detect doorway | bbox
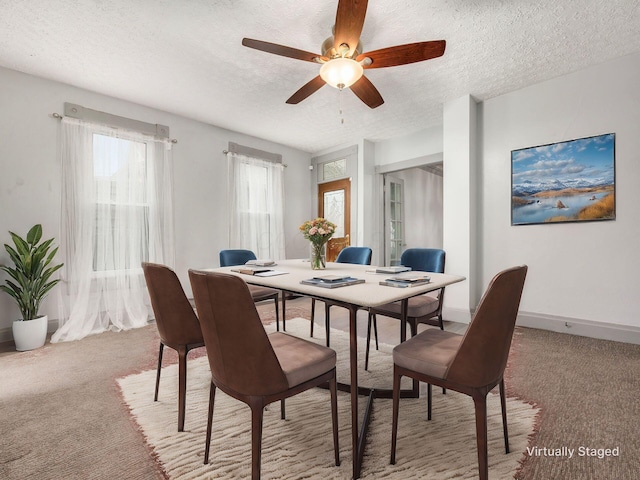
[384,174,405,266]
[318,178,351,261]
[380,162,443,265]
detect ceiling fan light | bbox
[319,58,364,90]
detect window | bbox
[237,161,272,250]
[322,158,347,181]
[92,134,150,271]
[228,152,285,260]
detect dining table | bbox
[207,259,465,479]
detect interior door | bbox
[318,178,351,262]
[384,175,405,266]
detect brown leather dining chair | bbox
[390,265,528,480]
[189,269,340,480]
[142,262,205,432]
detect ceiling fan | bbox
[242,0,446,109]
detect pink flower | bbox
[318,228,326,235]
[309,227,318,235]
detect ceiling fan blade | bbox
[350,75,384,109]
[286,76,326,104]
[334,0,368,57]
[242,38,324,63]
[357,40,446,68]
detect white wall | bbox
[374,126,443,166]
[0,66,311,335]
[480,52,640,335]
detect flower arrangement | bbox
[299,218,337,269]
[299,217,337,244]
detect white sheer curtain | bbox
[52,117,174,343]
[228,153,285,260]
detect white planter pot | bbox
[12,315,48,351]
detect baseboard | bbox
[516,311,640,345]
[444,307,640,345]
[443,306,472,324]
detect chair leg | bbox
[310,298,316,337]
[500,379,510,454]
[154,343,164,402]
[390,367,402,465]
[427,383,433,420]
[273,295,280,332]
[177,345,188,432]
[330,373,340,466]
[409,320,418,338]
[281,290,286,331]
[281,399,285,420]
[250,397,265,480]
[325,303,331,347]
[472,391,489,480]
[204,382,217,464]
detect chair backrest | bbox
[188,270,289,395]
[400,248,446,273]
[219,249,257,267]
[446,265,528,388]
[142,262,203,346]
[336,246,373,265]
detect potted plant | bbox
[0,224,63,351]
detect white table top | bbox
[203,259,465,308]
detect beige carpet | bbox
[118,318,538,479]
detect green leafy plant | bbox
[0,224,63,321]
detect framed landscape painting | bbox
[511,133,615,225]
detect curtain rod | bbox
[50,112,178,143]
[223,149,287,167]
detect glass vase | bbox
[310,243,326,270]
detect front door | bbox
[318,178,351,262]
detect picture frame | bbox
[511,133,615,226]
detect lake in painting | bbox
[511,133,615,225]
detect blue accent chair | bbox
[219,249,282,331]
[219,249,256,267]
[310,246,373,347]
[335,246,373,265]
[365,248,446,370]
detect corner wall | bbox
[442,95,477,323]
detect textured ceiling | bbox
[1,0,639,153]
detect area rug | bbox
[118,319,538,479]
